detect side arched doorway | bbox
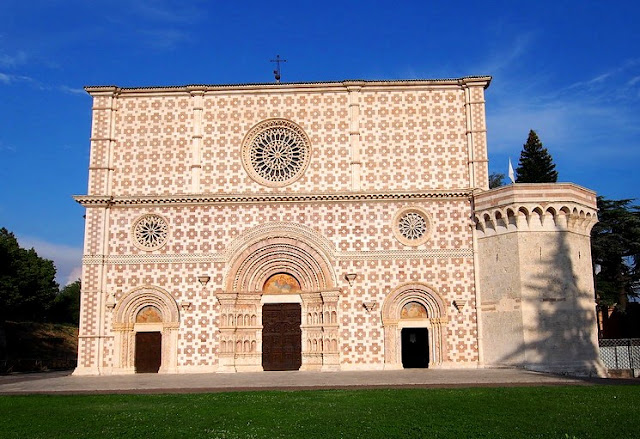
[381,283,448,369]
[112,286,180,374]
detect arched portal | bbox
[219,233,340,372]
[112,286,180,374]
[381,283,448,369]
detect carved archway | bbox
[381,283,448,368]
[112,286,180,374]
[226,235,336,292]
[219,230,340,372]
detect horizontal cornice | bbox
[73,190,474,207]
[84,76,492,96]
[82,248,473,265]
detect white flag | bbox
[508,158,515,183]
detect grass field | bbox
[1,385,637,438]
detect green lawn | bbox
[1,386,637,438]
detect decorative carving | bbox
[73,189,473,207]
[197,275,210,287]
[363,301,377,313]
[82,248,474,265]
[131,214,169,251]
[242,119,311,187]
[453,299,466,312]
[344,273,357,287]
[105,293,116,309]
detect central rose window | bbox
[242,119,311,187]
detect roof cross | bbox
[270,55,287,83]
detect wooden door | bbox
[135,331,162,373]
[262,303,302,371]
[401,328,429,368]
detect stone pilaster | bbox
[188,86,205,194]
[300,292,324,370]
[345,81,364,191]
[462,78,490,190]
[321,290,340,370]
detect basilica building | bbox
[74,77,604,376]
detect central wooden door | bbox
[135,331,162,373]
[262,303,302,371]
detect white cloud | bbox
[0,72,39,86]
[0,50,27,68]
[0,140,17,152]
[58,85,86,95]
[479,33,640,162]
[478,32,537,76]
[137,28,192,50]
[130,0,205,24]
[17,236,83,287]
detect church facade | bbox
[74,77,605,376]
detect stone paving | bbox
[0,368,599,395]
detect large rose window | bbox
[242,119,311,187]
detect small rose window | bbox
[393,207,431,246]
[132,214,169,251]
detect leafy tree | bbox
[515,130,558,183]
[591,197,640,312]
[489,172,505,189]
[0,228,59,322]
[50,280,81,325]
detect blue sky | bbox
[1,0,639,285]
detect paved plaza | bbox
[0,368,603,395]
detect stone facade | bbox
[74,77,604,376]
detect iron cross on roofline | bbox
[270,55,287,83]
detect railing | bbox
[599,339,640,370]
[0,358,76,374]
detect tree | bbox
[591,197,640,312]
[489,172,506,189]
[515,130,558,183]
[0,228,59,322]
[50,280,81,325]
